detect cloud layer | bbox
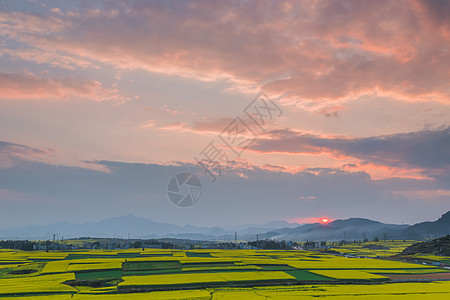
[0,1,449,228]
[251,126,450,172]
[1,0,449,103]
[0,140,448,228]
[0,72,124,101]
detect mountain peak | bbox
[439,211,450,220]
[331,218,382,227]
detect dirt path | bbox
[381,273,450,281]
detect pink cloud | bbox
[161,105,185,116]
[139,120,156,129]
[191,117,238,133]
[0,141,50,168]
[391,189,450,200]
[159,118,236,134]
[160,117,277,136]
[1,48,96,70]
[0,1,448,104]
[159,122,188,131]
[342,163,431,181]
[0,72,125,101]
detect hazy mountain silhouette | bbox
[0,212,448,241]
[259,218,409,241]
[0,215,299,240]
[260,212,450,241]
[401,211,450,240]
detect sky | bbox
[0,0,449,228]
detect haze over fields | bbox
[0,0,449,230]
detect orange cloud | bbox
[343,163,430,181]
[159,117,262,136]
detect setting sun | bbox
[321,218,329,223]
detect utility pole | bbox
[235,232,237,243]
[256,234,259,242]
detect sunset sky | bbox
[0,0,449,228]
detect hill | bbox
[260,218,408,241]
[401,211,450,240]
[400,235,450,256]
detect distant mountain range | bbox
[259,218,409,241]
[260,212,450,241]
[0,211,449,241]
[0,215,300,241]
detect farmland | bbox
[0,245,449,299]
[328,240,417,257]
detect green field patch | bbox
[309,270,389,282]
[180,260,237,268]
[8,269,37,275]
[285,270,334,281]
[258,264,297,271]
[29,258,64,262]
[185,252,212,257]
[123,260,181,271]
[67,262,122,272]
[140,253,174,257]
[182,265,262,272]
[123,269,182,276]
[75,285,118,294]
[66,278,122,289]
[65,254,117,260]
[75,269,123,281]
[26,255,68,262]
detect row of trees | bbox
[0,237,394,251]
[0,240,36,251]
